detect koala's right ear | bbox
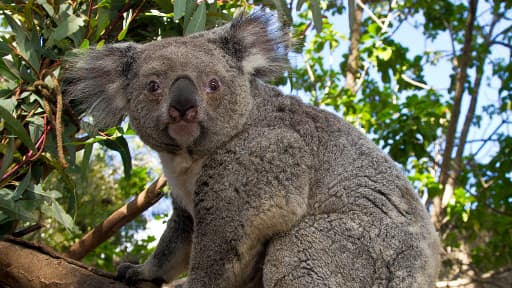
[64,43,140,129]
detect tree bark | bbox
[0,237,132,288]
[345,0,364,93]
[0,237,188,288]
[432,0,478,230]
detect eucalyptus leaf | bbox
[53,13,86,41]
[0,197,39,223]
[174,0,187,21]
[184,2,206,36]
[0,105,37,152]
[0,138,15,176]
[310,0,323,33]
[0,58,20,81]
[100,136,132,179]
[13,170,32,200]
[41,200,77,231]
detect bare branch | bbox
[65,176,167,260]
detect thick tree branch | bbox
[433,0,478,229]
[0,237,130,288]
[65,176,167,260]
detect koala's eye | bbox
[147,80,161,93]
[207,78,221,93]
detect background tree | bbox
[0,0,510,287]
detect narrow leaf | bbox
[0,41,10,57]
[174,0,187,21]
[184,2,206,36]
[0,105,37,152]
[54,13,86,41]
[310,0,323,33]
[100,136,132,178]
[0,138,15,176]
[0,196,39,223]
[41,200,76,231]
[0,58,20,81]
[13,170,31,200]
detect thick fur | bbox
[66,12,440,288]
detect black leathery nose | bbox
[169,77,198,116]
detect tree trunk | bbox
[432,0,478,230]
[345,0,364,93]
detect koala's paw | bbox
[115,262,143,283]
[116,263,165,286]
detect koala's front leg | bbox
[185,129,310,288]
[116,203,193,285]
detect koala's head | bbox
[66,12,289,154]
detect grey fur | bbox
[66,12,440,288]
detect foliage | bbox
[0,0,511,284]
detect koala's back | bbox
[241,81,441,287]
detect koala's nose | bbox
[169,77,198,121]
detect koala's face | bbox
[127,37,253,153]
[66,13,289,154]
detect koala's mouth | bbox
[165,105,200,147]
[167,121,200,142]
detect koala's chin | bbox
[167,122,200,148]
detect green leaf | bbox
[0,189,39,222]
[118,25,129,41]
[310,0,323,33]
[80,39,90,49]
[184,2,206,36]
[53,13,86,41]
[0,105,37,152]
[377,46,393,61]
[41,200,76,231]
[174,0,187,21]
[0,41,10,57]
[100,136,132,179]
[0,58,20,81]
[36,0,55,15]
[0,138,15,177]
[13,170,32,200]
[32,184,62,199]
[4,13,41,71]
[368,22,379,36]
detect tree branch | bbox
[345,0,364,93]
[65,176,167,260]
[433,0,478,229]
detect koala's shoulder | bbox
[209,127,311,168]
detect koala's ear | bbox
[215,12,290,79]
[64,43,140,129]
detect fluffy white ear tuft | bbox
[215,12,290,80]
[64,43,140,129]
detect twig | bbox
[401,74,431,90]
[50,73,68,168]
[12,223,44,237]
[0,117,50,184]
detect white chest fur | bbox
[159,151,206,216]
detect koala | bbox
[66,12,440,288]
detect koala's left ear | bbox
[64,43,140,129]
[214,12,290,79]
